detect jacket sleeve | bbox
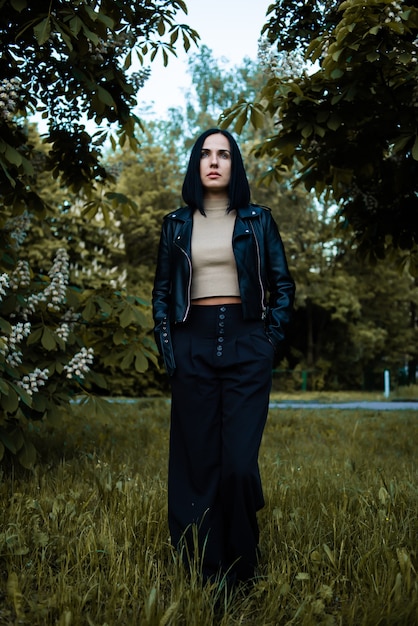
[152,219,176,376]
[263,211,295,355]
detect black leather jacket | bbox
[152,204,295,375]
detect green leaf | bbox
[41,327,57,351]
[1,387,19,414]
[135,351,148,373]
[158,18,165,36]
[301,124,313,138]
[119,306,135,328]
[306,37,323,63]
[387,21,404,35]
[327,114,342,131]
[250,106,265,129]
[32,394,47,413]
[113,328,126,345]
[10,0,27,11]
[1,427,23,454]
[412,136,418,161]
[84,5,98,21]
[124,50,132,70]
[331,48,344,62]
[96,10,114,29]
[34,17,51,45]
[95,297,112,315]
[233,108,249,135]
[82,299,97,321]
[183,32,190,52]
[69,16,82,36]
[81,23,99,45]
[120,347,134,369]
[391,135,413,155]
[18,440,37,469]
[398,52,411,64]
[97,86,116,108]
[9,382,32,407]
[5,143,22,166]
[27,327,43,346]
[0,317,11,334]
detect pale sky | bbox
[137,0,272,118]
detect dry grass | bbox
[0,398,417,625]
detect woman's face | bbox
[199,133,231,197]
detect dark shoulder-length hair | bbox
[181,128,250,214]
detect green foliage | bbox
[219,0,418,270]
[0,0,199,218]
[107,131,183,295]
[262,177,418,389]
[0,2,199,463]
[0,223,158,466]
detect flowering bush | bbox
[0,217,157,468]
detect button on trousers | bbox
[169,304,274,582]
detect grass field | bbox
[0,397,417,625]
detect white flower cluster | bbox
[6,212,32,247]
[0,77,21,122]
[0,273,9,301]
[258,37,307,80]
[63,347,94,380]
[55,322,70,343]
[2,321,31,367]
[384,1,403,23]
[25,248,69,316]
[17,367,49,396]
[9,260,31,290]
[55,308,80,343]
[61,308,80,324]
[110,267,127,289]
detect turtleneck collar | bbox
[203,197,229,214]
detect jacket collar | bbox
[167,204,262,222]
[237,204,263,219]
[166,206,193,222]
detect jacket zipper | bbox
[250,221,266,319]
[175,237,192,322]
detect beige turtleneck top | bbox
[191,198,240,300]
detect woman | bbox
[152,128,295,585]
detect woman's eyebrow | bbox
[201,148,231,154]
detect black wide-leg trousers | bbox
[169,304,274,582]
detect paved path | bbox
[270,401,418,411]
[104,397,417,411]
